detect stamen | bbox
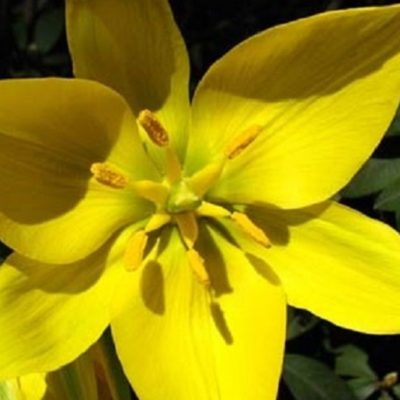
[131,180,169,204]
[231,212,271,247]
[175,212,198,249]
[145,213,171,233]
[91,162,129,189]
[187,249,210,287]
[186,161,224,197]
[196,201,231,218]
[165,147,181,184]
[138,109,169,147]
[226,125,263,159]
[124,230,148,271]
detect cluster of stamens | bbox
[90,109,271,287]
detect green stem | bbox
[96,328,132,400]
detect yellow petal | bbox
[0,78,155,264]
[233,202,400,333]
[66,0,191,160]
[111,226,286,400]
[0,373,47,400]
[0,226,135,379]
[187,5,400,209]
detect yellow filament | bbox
[187,249,210,287]
[132,180,169,204]
[91,162,129,189]
[226,125,263,159]
[138,109,169,147]
[124,230,148,271]
[186,161,224,197]
[165,147,182,183]
[231,212,271,247]
[175,212,198,249]
[145,213,171,233]
[196,201,231,218]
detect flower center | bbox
[91,109,270,287]
[166,180,201,214]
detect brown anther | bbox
[231,212,271,247]
[91,162,129,189]
[138,109,169,147]
[226,125,263,159]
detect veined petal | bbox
[66,0,191,159]
[232,202,400,333]
[0,226,134,379]
[0,78,156,264]
[188,5,400,209]
[111,226,286,400]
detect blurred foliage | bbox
[1,0,400,399]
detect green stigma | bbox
[166,180,201,213]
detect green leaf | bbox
[334,346,380,400]
[12,20,29,51]
[347,377,378,400]
[377,393,392,400]
[34,9,65,54]
[341,158,400,198]
[375,176,400,211]
[283,354,358,400]
[392,383,400,397]
[335,345,377,380]
[286,307,319,341]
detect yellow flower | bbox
[1,1,400,399]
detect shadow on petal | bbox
[3,229,126,295]
[0,134,91,224]
[245,253,281,287]
[198,222,233,297]
[210,301,234,345]
[140,260,165,315]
